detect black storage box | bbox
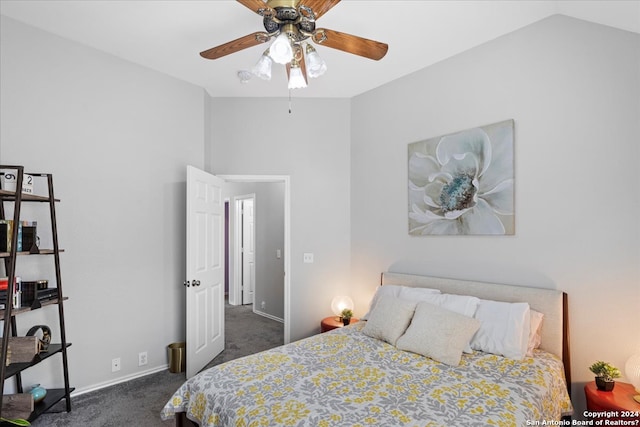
[20,280,49,306]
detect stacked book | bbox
[0,279,56,310]
[0,220,37,252]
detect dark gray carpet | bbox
[29,303,284,426]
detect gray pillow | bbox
[396,302,480,366]
[362,296,416,346]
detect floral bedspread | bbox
[161,323,572,426]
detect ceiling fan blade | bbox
[313,28,388,60]
[301,0,341,20]
[236,0,268,14]
[200,32,270,60]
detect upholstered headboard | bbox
[380,272,571,386]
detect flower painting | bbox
[408,120,514,235]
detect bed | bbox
[162,272,573,426]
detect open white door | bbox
[186,166,225,378]
[241,198,255,305]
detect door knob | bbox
[193,280,201,286]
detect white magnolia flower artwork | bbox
[408,120,514,235]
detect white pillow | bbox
[396,286,444,303]
[362,296,416,346]
[470,299,531,360]
[362,285,440,320]
[527,310,544,356]
[396,302,480,366]
[419,293,480,318]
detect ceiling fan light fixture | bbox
[305,44,327,78]
[269,32,294,64]
[252,49,273,80]
[199,1,388,92]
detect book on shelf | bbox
[21,221,37,252]
[0,220,37,253]
[0,282,56,310]
[0,220,13,252]
[0,276,22,309]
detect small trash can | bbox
[168,342,186,373]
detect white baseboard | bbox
[71,364,171,397]
[252,308,284,323]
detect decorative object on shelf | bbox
[330,295,354,321]
[5,336,38,365]
[30,384,47,403]
[625,353,640,403]
[340,308,353,326]
[589,360,622,391]
[26,325,52,352]
[0,171,33,194]
[408,119,515,236]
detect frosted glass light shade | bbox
[252,53,273,80]
[287,66,307,89]
[331,296,354,317]
[625,353,640,403]
[305,45,327,78]
[269,33,293,64]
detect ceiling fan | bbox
[199,0,389,89]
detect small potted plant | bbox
[340,308,353,326]
[589,360,621,391]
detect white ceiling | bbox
[1,0,638,98]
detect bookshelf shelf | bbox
[0,249,64,258]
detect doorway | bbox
[221,175,291,344]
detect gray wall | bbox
[2,11,639,420]
[224,181,285,320]
[209,97,352,341]
[350,15,640,417]
[0,16,205,393]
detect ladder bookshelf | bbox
[0,165,73,423]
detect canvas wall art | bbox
[408,119,514,235]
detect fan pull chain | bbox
[288,90,292,114]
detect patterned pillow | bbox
[396,302,480,366]
[362,285,439,320]
[362,296,416,346]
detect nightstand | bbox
[584,381,640,422]
[320,316,359,332]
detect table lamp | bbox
[331,296,354,321]
[625,353,640,404]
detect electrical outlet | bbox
[303,253,314,263]
[112,357,121,372]
[261,301,266,309]
[138,351,148,367]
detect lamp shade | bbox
[287,65,307,89]
[331,296,354,317]
[305,44,327,78]
[252,51,273,80]
[625,353,640,403]
[269,33,293,64]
